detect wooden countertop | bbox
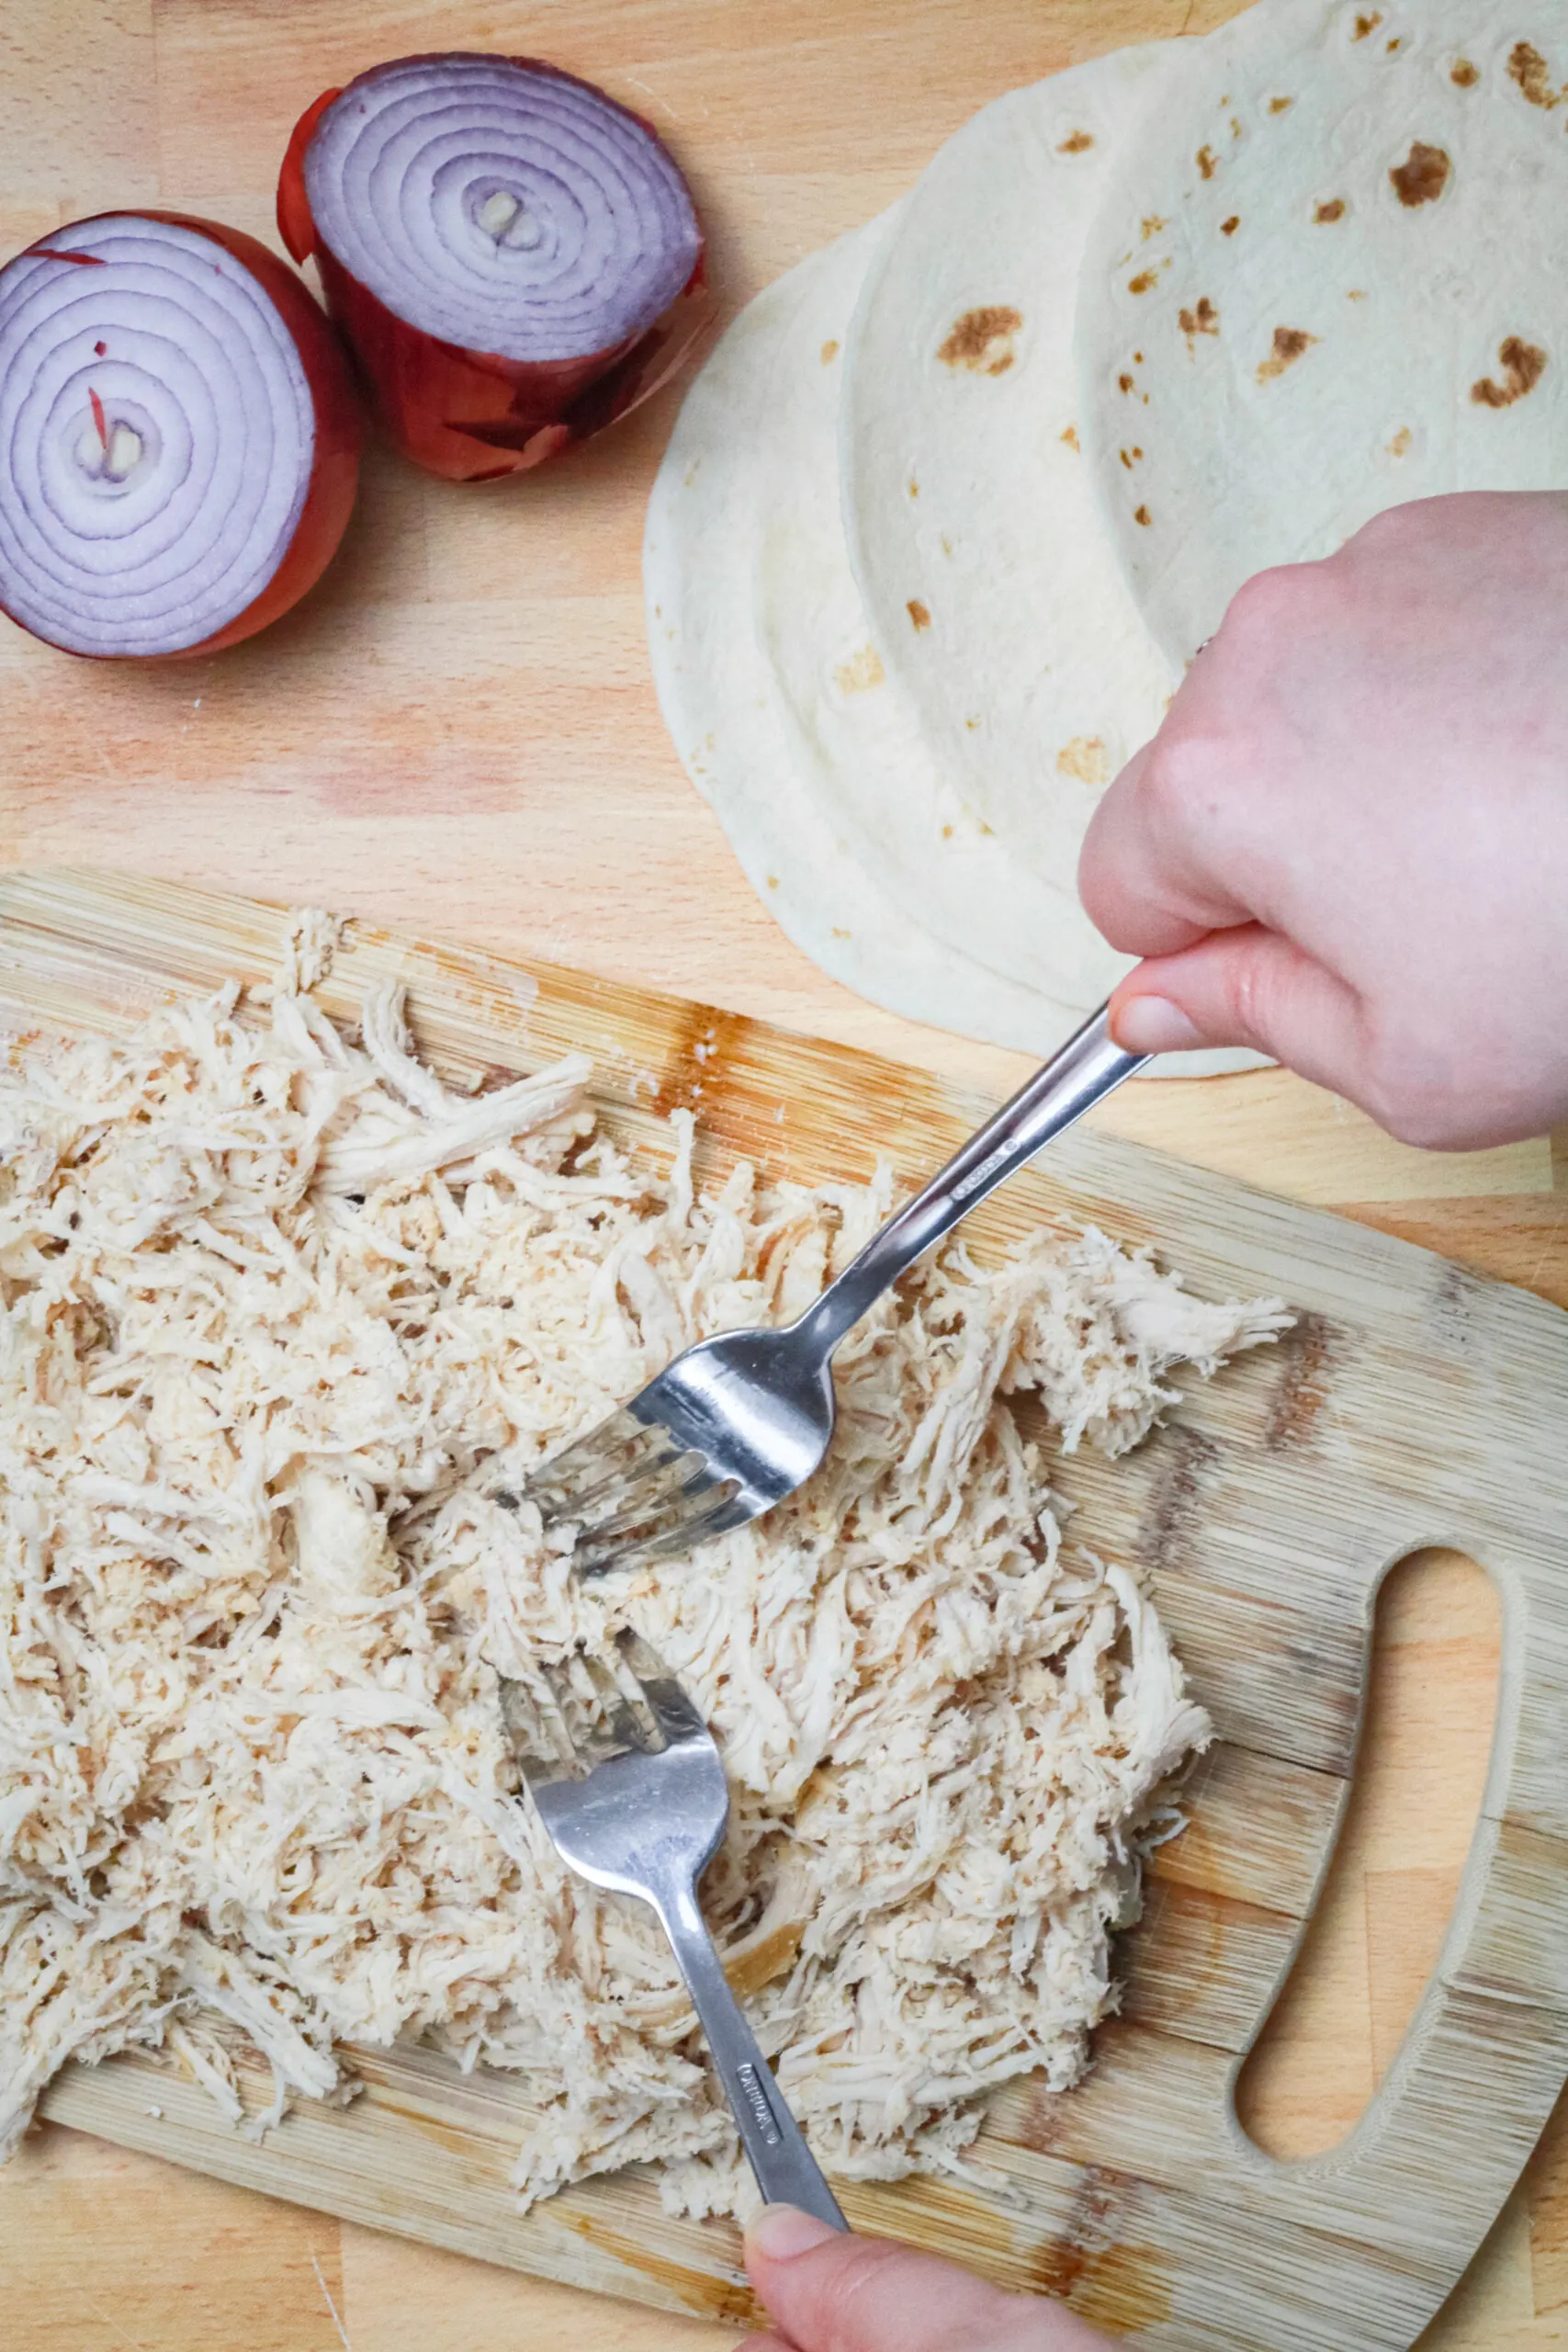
[1,3,1564,2346]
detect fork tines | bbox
[502,1630,710,1787]
[516,1408,745,1577]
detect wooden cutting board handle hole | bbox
[1236,1547,1501,2162]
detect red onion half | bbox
[0,212,362,660]
[279,53,710,481]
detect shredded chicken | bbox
[0,950,1288,2214]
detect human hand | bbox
[740,2205,1116,2352]
[1077,492,1568,1150]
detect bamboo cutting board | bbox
[2,867,1566,2352]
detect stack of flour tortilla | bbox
[645,0,1568,1074]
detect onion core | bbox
[0,211,362,660]
[279,53,711,481]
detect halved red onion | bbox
[0,211,362,661]
[279,53,710,481]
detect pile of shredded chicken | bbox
[0,940,1288,2216]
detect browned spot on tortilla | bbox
[1450,57,1479,85]
[1119,447,1134,469]
[1472,335,1549,407]
[907,598,931,630]
[1352,9,1382,37]
[908,476,919,497]
[1348,287,1369,300]
[766,874,779,889]
[1127,268,1158,294]
[1314,197,1346,221]
[1179,295,1219,346]
[1385,34,1402,50]
[834,644,885,693]
[1134,503,1152,526]
[1058,128,1094,152]
[1508,39,1563,105]
[1267,1313,1337,1448]
[1141,213,1168,238]
[1196,143,1217,179]
[1257,324,1318,381]
[830,926,851,939]
[941,822,954,838]
[1056,735,1110,786]
[936,303,1023,373]
[559,2213,759,2324]
[1134,350,1144,362]
[1390,141,1451,206]
[1117,371,1134,391]
[1387,424,1412,454]
[819,337,839,364]
[1269,94,1293,112]
[1061,422,1080,447]
[1222,213,1240,234]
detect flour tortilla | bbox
[646,222,1260,1072]
[1078,0,1568,665]
[841,45,1182,884]
[646,222,1084,1056]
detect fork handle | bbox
[794,1002,1146,1357]
[654,1877,849,2232]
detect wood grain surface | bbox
[2,5,1567,2347]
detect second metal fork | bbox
[502,1632,847,2231]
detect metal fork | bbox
[502,1632,848,2231]
[521,1002,1145,1575]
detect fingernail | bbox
[1111,995,1205,1056]
[745,2204,840,2260]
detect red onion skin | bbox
[0,211,364,661]
[277,62,713,483]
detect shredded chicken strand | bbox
[0,958,1287,2215]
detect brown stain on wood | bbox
[558,2211,760,2324]
[1267,1312,1338,1449]
[1143,1425,1221,1576]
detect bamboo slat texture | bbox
[1,868,1566,2352]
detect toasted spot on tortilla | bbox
[1058,129,1095,153]
[1196,144,1217,180]
[1385,34,1402,50]
[1348,288,1368,300]
[1057,735,1111,786]
[1314,198,1347,222]
[941,822,954,839]
[1179,296,1219,346]
[1117,372,1134,392]
[1507,40,1563,107]
[1257,325,1319,382]
[1222,214,1240,235]
[1352,10,1382,39]
[1269,96,1293,113]
[908,477,919,497]
[1450,58,1478,86]
[1387,425,1412,455]
[820,338,840,364]
[1471,336,1548,408]
[1390,142,1450,207]
[1061,423,1080,448]
[908,599,931,631]
[835,645,886,693]
[1134,504,1152,526]
[1141,214,1168,239]
[767,874,780,889]
[1134,351,1145,363]
[937,305,1023,373]
[830,927,851,938]
[1127,268,1159,294]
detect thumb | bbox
[739,2206,1114,2352]
[1107,923,1370,1098]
